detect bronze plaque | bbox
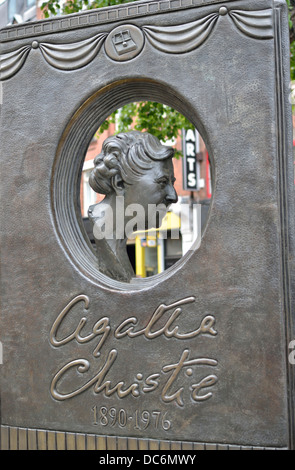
[0,0,294,450]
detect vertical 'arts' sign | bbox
[182,129,200,191]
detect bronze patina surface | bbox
[0,0,294,450]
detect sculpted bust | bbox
[88,131,178,282]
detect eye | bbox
[156,177,169,188]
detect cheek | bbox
[140,183,159,198]
[146,187,166,205]
[125,181,165,207]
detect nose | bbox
[165,184,178,204]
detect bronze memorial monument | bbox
[0,0,295,451]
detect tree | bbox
[97,102,193,157]
[41,0,132,17]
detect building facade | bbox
[0,0,37,28]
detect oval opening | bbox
[80,101,212,283]
[52,79,214,291]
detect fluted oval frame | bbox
[51,78,214,291]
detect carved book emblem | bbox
[112,30,137,56]
[105,24,144,62]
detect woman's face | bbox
[123,158,178,230]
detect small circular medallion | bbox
[105,24,144,62]
[219,6,228,16]
[31,40,39,49]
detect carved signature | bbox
[50,295,218,405]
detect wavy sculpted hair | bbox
[89,131,175,195]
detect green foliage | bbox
[98,102,193,158]
[41,0,135,17]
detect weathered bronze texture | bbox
[0,0,294,450]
